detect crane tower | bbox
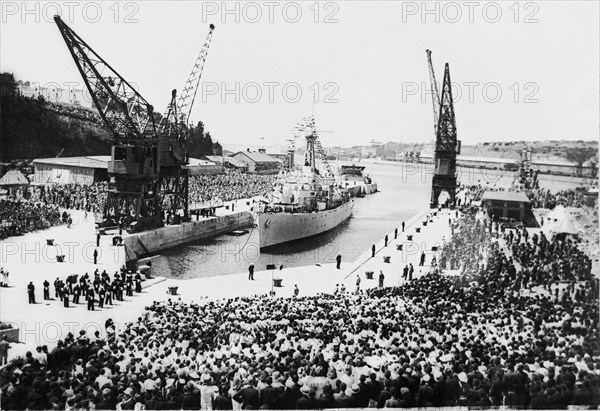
[54,17,215,232]
[430,62,461,208]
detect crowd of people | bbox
[0,171,277,240]
[439,213,488,274]
[28,267,146,312]
[29,183,108,215]
[530,188,596,209]
[19,171,277,219]
[458,184,597,211]
[1,205,598,409]
[0,199,66,240]
[189,171,277,206]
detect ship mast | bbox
[303,118,317,174]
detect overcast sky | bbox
[1,1,598,148]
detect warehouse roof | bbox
[187,157,217,166]
[481,190,531,203]
[33,156,110,169]
[232,151,280,163]
[205,156,247,168]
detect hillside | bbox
[458,140,598,164]
[0,73,112,162]
[334,140,598,166]
[0,73,221,162]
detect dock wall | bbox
[124,211,254,258]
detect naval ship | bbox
[257,119,354,249]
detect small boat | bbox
[227,229,249,236]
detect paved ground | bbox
[0,203,459,362]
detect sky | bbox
[1,0,599,148]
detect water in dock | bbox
[152,162,432,279]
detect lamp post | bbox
[267,264,276,296]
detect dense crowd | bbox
[1,206,598,409]
[458,184,596,211]
[24,171,277,216]
[0,171,278,240]
[189,171,277,205]
[0,199,66,240]
[530,188,596,209]
[30,183,109,215]
[439,212,488,273]
[457,184,488,203]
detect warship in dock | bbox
[257,119,354,249]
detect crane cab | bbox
[108,144,158,177]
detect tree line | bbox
[0,73,220,162]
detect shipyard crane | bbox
[54,16,189,232]
[426,49,441,136]
[159,23,216,142]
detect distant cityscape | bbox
[11,78,599,171]
[16,80,93,108]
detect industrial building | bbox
[205,156,248,171]
[185,158,224,175]
[33,155,223,184]
[33,156,110,185]
[231,151,280,174]
[481,190,532,222]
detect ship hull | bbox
[258,200,354,249]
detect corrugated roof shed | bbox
[481,191,531,203]
[206,156,247,168]
[33,156,110,169]
[233,151,279,163]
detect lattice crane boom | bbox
[160,24,216,141]
[54,15,156,140]
[426,49,441,136]
[179,24,215,123]
[54,15,192,233]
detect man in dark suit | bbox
[333,383,353,408]
[297,386,316,409]
[233,378,259,410]
[248,264,254,280]
[259,377,278,408]
[43,280,50,300]
[355,375,370,407]
[27,282,36,304]
[281,376,302,409]
[336,254,342,269]
[93,248,98,265]
[87,289,95,311]
[73,284,80,304]
[213,386,233,410]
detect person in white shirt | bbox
[200,375,219,410]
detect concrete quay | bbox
[105,198,258,259]
[0,203,457,363]
[123,211,254,258]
